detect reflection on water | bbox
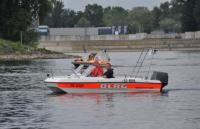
[0,51,200,129]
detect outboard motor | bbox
[151,71,168,89]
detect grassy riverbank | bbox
[0,39,79,60]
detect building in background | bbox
[49,26,128,36]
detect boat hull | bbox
[46,82,163,94]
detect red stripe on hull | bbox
[57,83,162,90]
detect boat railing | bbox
[130,48,157,79]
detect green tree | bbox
[127,7,153,33]
[159,2,170,19]
[84,4,103,27]
[74,11,85,25]
[170,0,183,18]
[152,7,162,29]
[194,0,200,30]
[62,9,76,27]
[159,18,181,32]
[181,0,197,31]
[103,6,128,26]
[76,17,90,27]
[51,0,65,27]
[0,0,52,43]
[44,1,77,27]
[38,0,53,25]
[127,22,141,34]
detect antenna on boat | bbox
[146,49,158,78]
[130,49,144,77]
[130,49,147,77]
[102,49,111,61]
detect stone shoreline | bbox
[0,53,80,61]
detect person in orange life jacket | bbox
[90,60,103,77]
[103,63,114,78]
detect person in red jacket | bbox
[90,60,103,77]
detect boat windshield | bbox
[72,51,110,77]
[74,65,84,73]
[82,65,95,76]
[74,65,95,77]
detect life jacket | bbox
[90,66,103,77]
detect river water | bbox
[0,51,200,129]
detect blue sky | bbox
[63,0,170,11]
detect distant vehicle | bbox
[37,25,49,35]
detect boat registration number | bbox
[100,83,128,89]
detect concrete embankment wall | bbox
[38,31,200,52]
[43,31,200,40]
[38,39,200,53]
